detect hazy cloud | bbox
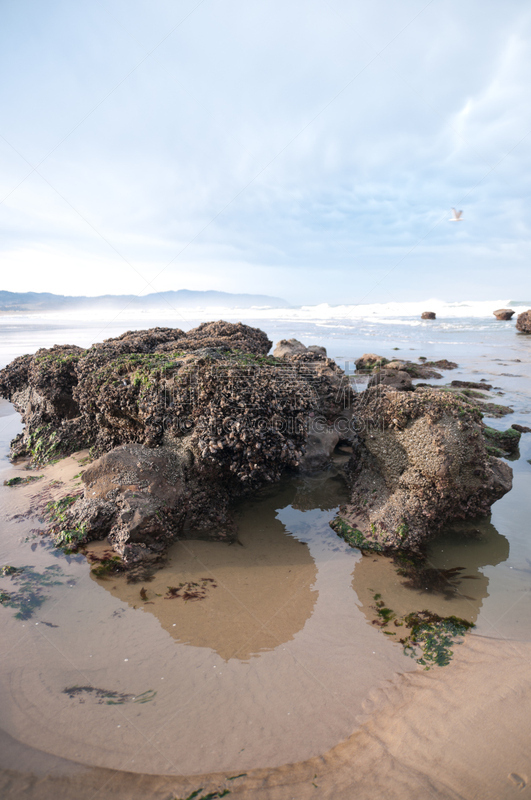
[1,0,530,303]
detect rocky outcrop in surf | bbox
[516,310,531,333]
[493,308,515,320]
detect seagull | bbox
[450,208,463,221]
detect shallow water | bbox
[0,312,531,785]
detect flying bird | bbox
[450,208,463,221]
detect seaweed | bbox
[86,549,124,578]
[372,594,395,626]
[400,611,474,668]
[165,578,217,601]
[367,588,474,668]
[3,475,44,487]
[46,495,79,520]
[395,556,476,600]
[176,791,230,800]
[63,686,157,705]
[1,565,23,577]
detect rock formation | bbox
[368,369,413,392]
[421,311,436,320]
[0,322,353,564]
[516,310,531,333]
[331,386,513,553]
[354,354,389,371]
[493,309,515,320]
[0,322,513,565]
[355,355,446,380]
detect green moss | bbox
[3,474,44,486]
[46,495,78,521]
[27,425,62,464]
[230,351,281,367]
[34,351,84,367]
[330,517,383,551]
[53,525,87,552]
[396,521,409,540]
[359,357,389,371]
[483,425,521,454]
[46,495,86,552]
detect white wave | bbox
[0,298,527,325]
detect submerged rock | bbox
[425,359,458,370]
[332,387,513,553]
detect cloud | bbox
[0,0,530,303]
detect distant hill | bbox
[0,289,290,313]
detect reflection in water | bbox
[353,516,510,628]
[89,467,350,662]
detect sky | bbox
[1,0,531,305]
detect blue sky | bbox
[1,0,530,304]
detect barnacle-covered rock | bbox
[516,310,531,333]
[331,386,513,553]
[1,322,355,564]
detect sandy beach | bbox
[0,633,529,800]
[0,314,530,799]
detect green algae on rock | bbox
[482,425,521,457]
[3,474,44,486]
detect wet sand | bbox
[0,634,530,800]
[0,452,415,778]
[1,450,530,799]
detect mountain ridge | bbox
[0,289,290,313]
